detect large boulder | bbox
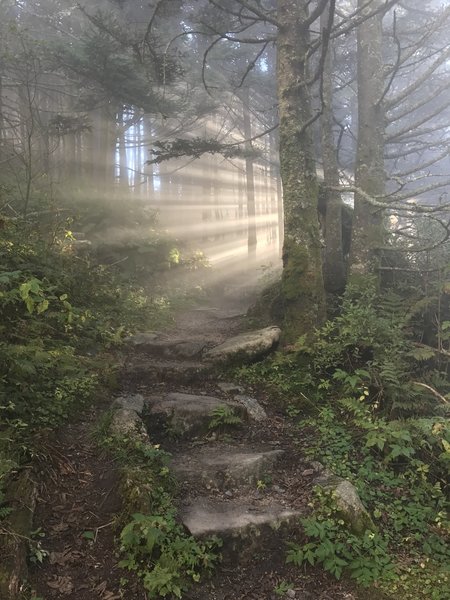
[203,326,281,364]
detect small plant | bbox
[29,529,49,565]
[208,405,243,431]
[119,513,221,599]
[256,473,272,491]
[99,429,222,598]
[274,580,295,596]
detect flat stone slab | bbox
[124,359,213,384]
[171,447,284,489]
[203,326,281,363]
[125,336,206,359]
[146,392,247,436]
[125,332,161,346]
[181,497,301,539]
[217,382,245,395]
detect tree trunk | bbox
[117,107,128,188]
[277,0,325,339]
[242,88,257,258]
[349,0,386,279]
[320,7,346,295]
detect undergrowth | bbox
[238,280,450,599]
[0,218,184,521]
[98,422,221,598]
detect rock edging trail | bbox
[114,299,371,599]
[24,294,372,600]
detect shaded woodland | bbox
[1,1,450,599]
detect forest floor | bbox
[27,279,366,600]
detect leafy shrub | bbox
[119,513,219,598]
[98,431,221,599]
[0,218,176,507]
[238,279,450,597]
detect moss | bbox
[281,242,310,301]
[248,279,284,326]
[280,238,325,342]
[343,509,376,537]
[0,469,37,599]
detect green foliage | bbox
[99,431,221,598]
[239,279,450,598]
[287,490,394,586]
[273,580,295,596]
[289,403,450,596]
[208,405,243,431]
[0,219,172,513]
[149,137,257,164]
[119,513,219,598]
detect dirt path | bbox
[28,403,145,600]
[28,286,360,600]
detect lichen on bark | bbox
[277,0,326,340]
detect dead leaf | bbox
[50,521,69,533]
[49,547,83,566]
[102,592,121,600]
[46,575,74,594]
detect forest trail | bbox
[28,280,359,600]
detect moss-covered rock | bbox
[315,470,375,535]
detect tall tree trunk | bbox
[117,107,128,188]
[277,0,325,339]
[349,0,386,279]
[0,75,5,146]
[242,88,257,258]
[276,165,284,256]
[320,7,346,295]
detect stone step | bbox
[123,359,213,384]
[204,326,281,364]
[144,392,248,437]
[171,447,284,489]
[125,333,207,359]
[180,497,303,561]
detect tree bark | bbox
[242,87,257,258]
[320,7,346,295]
[277,0,325,339]
[349,0,386,279]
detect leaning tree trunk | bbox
[349,0,386,280]
[277,0,325,339]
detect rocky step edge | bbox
[121,358,215,385]
[111,392,305,562]
[124,325,282,366]
[111,392,374,562]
